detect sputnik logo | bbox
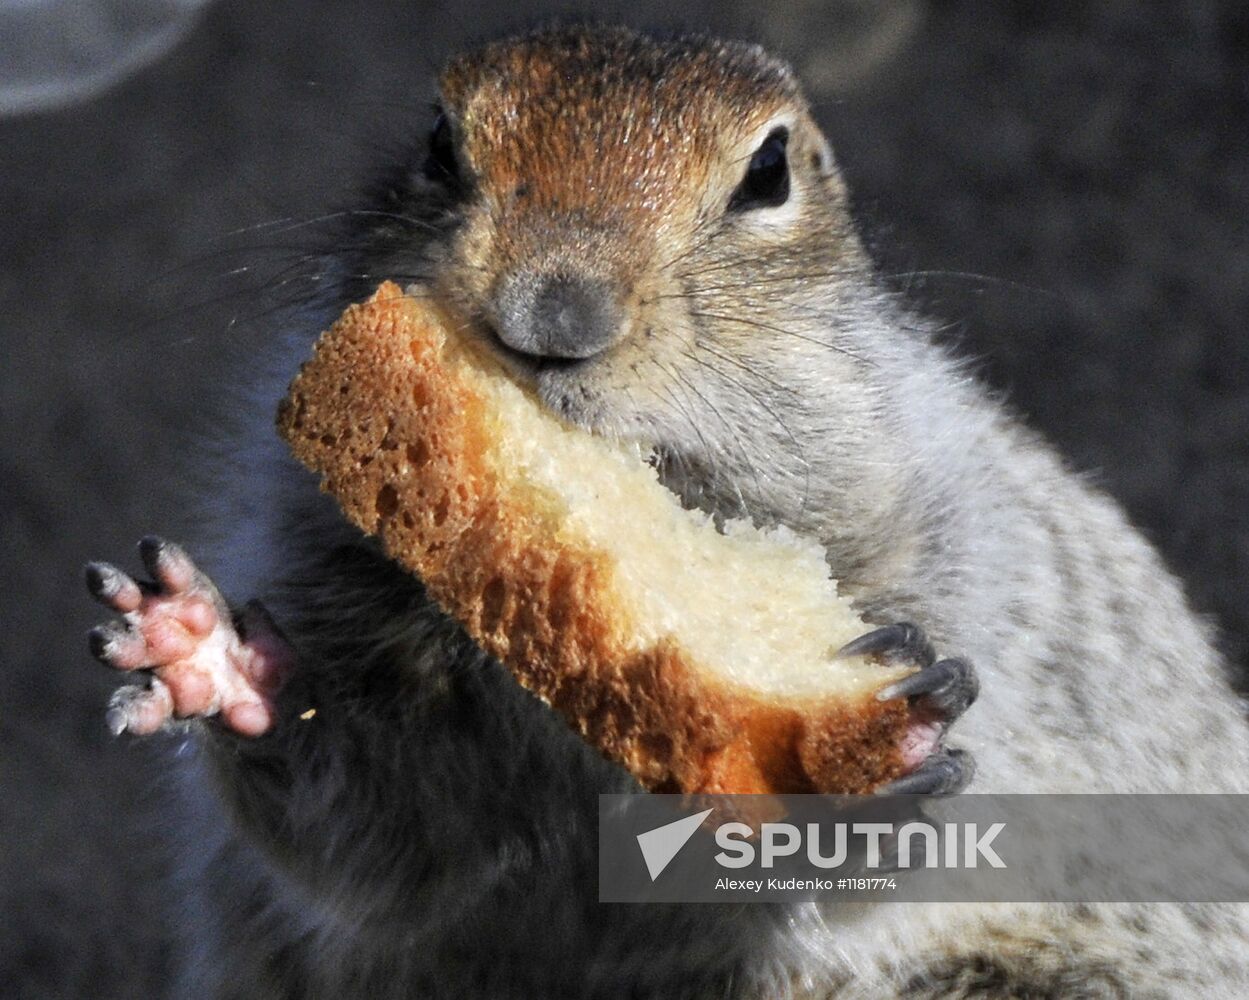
[636,808,714,880]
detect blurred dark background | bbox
[3,1,1247,995]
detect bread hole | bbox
[376,484,399,519]
[319,433,336,447]
[639,730,674,766]
[548,556,577,629]
[380,419,398,450]
[481,576,506,632]
[406,441,430,467]
[412,380,429,408]
[432,494,450,526]
[401,511,415,529]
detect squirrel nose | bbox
[494,274,624,361]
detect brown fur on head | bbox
[439,26,805,278]
[384,24,901,551]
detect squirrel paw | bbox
[877,747,974,796]
[837,622,979,789]
[85,537,292,737]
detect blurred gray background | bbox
[3,1,1247,995]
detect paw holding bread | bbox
[277,282,974,794]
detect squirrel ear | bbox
[813,137,836,178]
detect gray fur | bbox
[141,25,1248,999]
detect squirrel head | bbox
[356,24,900,544]
[419,25,859,365]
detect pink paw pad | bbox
[86,537,293,738]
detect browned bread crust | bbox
[277,282,911,793]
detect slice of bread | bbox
[277,282,915,793]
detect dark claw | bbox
[88,623,123,663]
[835,622,935,668]
[88,621,149,670]
[877,748,974,796]
[139,535,197,594]
[871,830,907,875]
[138,535,169,577]
[106,680,172,736]
[84,560,147,612]
[85,561,122,599]
[104,696,133,736]
[877,657,979,720]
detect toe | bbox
[836,622,935,668]
[223,700,274,737]
[88,623,150,670]
[139,536,198,594]
[106,680,174,736]
[84,562,144,614]
[876,657,978,720]
[878,748,974,796]
[159,662,220,717]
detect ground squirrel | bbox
[84,24,1249,998]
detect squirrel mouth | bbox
[533,355,587,374]
[478,319,593,381]
[420,293,668,467]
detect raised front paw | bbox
[85,537,292,737]
[837,622,978,794]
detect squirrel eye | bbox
[424,112,460,184]
[728,127,790,212]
